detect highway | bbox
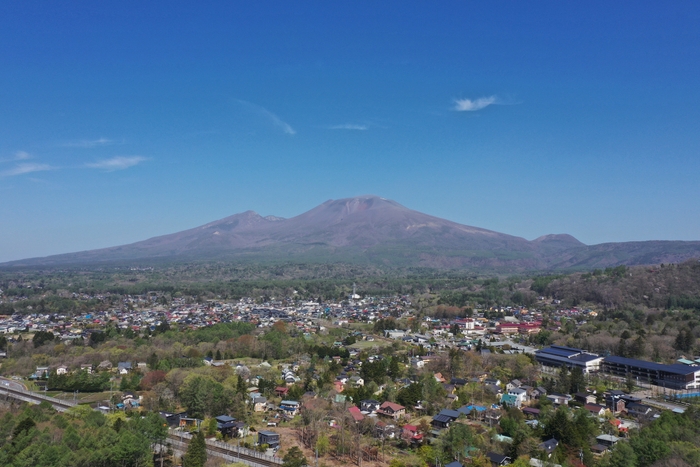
[0,382,77,412]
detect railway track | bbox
[0,383,282,467]
[167,433,282,467]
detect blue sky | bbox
[1,2,699,262]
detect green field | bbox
[349,339,391,349]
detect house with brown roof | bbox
[348,406,364,423]
[584,403,606,417]
[377,401,406,420]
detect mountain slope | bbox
[3,195,700,271]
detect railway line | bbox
[0,382,282,467]
[167,432,282,467]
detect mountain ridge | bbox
[3,195,700,271]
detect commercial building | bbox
[534,346,603,374]
[602,356,700,390]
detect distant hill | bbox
[3,195,700,271]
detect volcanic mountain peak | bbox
[533,233,584,246]
[3,195,700,271]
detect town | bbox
[1,284,699,467]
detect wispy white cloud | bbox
[328,124,368,130]
[0,151,32,163]
[61,138,115,148]
[85,156,147,171]
[235,100,296,135]
[453,96,497,111]
[1,162,54,177]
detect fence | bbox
[172,431,282,465]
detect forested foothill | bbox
[0,259,699,467]
[0,401,166,467]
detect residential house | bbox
[590,444,609,456]
[80,364,93,374]
[348,406,364,423]
[604,390,626,414]
[410,357,425,369]
[56,365,68,375]
[258,430,280,448]
[574,392,597,405]
[546,393,570,407]
[431,415,451,429]
[486,452,511,466]
[450,377,468,387]
[485,384,503,397]
[431,409,461,429]
[360,399,381,413]
[505,380,522,391]
[280,400,300,417]
[117,362,132,375]
[529,459,562,467]
[626,402,654,418]
[377,401,406,420]
[215,415,237,437]
[596,434,621,448]
[253,396,268,412]
[584,404,606,417]
[349,376,365,387]
[539,439,559,457]
[484,409,502,427]
[158,411,187,428]
[385,330,406,340]
[500,394,520,408]
[505,387,528,407]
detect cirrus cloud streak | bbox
[1,162,54,177]
[328,124,368,130]
[60,138,116,148]
[453,96,497,111]
[85,156,147,171]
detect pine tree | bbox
[182,430,207,467]
[237,374,247,395]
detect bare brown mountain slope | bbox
[3,195,700,271]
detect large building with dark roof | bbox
[534,345,603,374]
[602,356,700,390]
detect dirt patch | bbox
[273,426,390,467]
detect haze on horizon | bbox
[1,2,699,263]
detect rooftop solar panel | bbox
[539,347,579,358]
[550,345,584,352]
[569,354,602,363]
[604,356,700,375]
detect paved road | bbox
[0,376,27,391]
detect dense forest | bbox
[0,402,166,467]
[2,260,699,313]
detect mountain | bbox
[4,195,700,271]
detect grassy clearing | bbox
[349,340,391,349]
[45,390,113,404]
